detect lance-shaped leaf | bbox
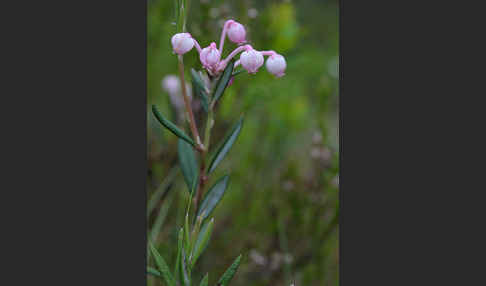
[217,254,242,286]
[184,212,191,254]
[191,69,209,112]
[147,266,162,278]
[152,105,195,147]
[190,218,214,268]
[196,175,230,221]
[200,273,209,286]
[211,61,234,107]
[178,139,199,193]
[149,241,175,286]
[150,192,174,241]
[207,116,244,174]
[174,228,183,283]
[181,246,192,286]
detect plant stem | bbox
[194,106,214,213]
[178,54,203,151]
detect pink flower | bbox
[265,54,286,77]
[161,75,180,94]
[227,21,246,44]
[171,33,195,55]
[240,47,264,74]
[199,42,221,72]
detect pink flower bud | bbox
[227,21,246,44]
[265,54,286,77]
[161,75,180,94]
[240,47,264,74]
[199,42,221,71]
[171,33,194,55]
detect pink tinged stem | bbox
[260,50,277,57]
[218,20,234,54]
[193,39,202,53]
[218,44,251,71]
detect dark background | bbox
[2,0,485,285]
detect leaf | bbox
[147,266,162,278]
[196,175,230,221]
[217,254,242,286]
[207,116,244,174]
[181,246,192,286]
[200,273,209,286]
[184,213,191,255]
[147,167,178,216]
[190,218,214,268]
[150,192,174,241]
[152,105,195,147]
[191,69,209,112]
[149,241,175,286]
[232,69,245,77]
[174,228,184,283]
[212,61,234,107]
[178,139,199,193]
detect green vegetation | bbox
[147,1,339,285]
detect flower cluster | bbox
[170,19,286,78]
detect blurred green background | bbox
[147,0,339,285]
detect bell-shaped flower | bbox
[227,20,246,44]
[265,54,286,77]
[240,47,264,74]
[199,42,221,72]
[171,33,195,55]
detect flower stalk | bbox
[178,55,204,151]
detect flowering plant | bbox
[148,4,287,286]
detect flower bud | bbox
[171,33,194,55]
[240,48,264,74]
[199,42,221,71]
[227,21,246,44]
[265,54,286,77]
[161,75,180,95]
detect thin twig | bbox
[178,55,203,151]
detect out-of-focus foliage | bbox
[147,0,339,285]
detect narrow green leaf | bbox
[231,69,245,77]
[147,266,162,278]
[181,246,192,286]
[152,105,195,147]
[200,273,209,286]
[207,116,244,174]
[211,61,234,107]
[147,167,178,216]
[184,213,191,254]
[150,192,174,241]
[174,228,184,284]
[190,218,214,268]
[196,175,230,221]
[178,139,199,193]
[149,242,176,286]
[191,69,209,112]
[218,254,242,286]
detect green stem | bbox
[194,107,214,215]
